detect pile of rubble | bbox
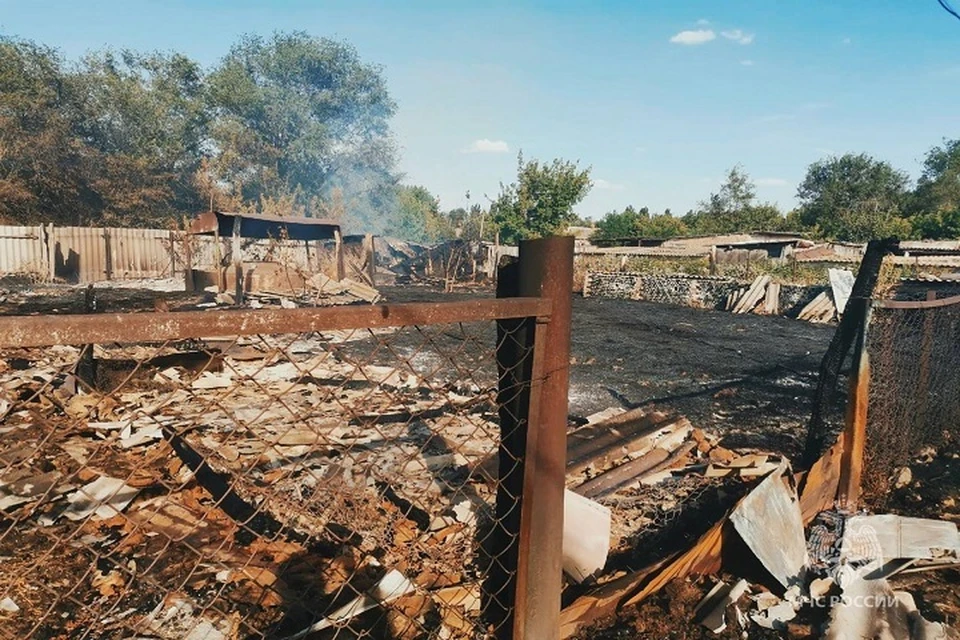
[558,413,960,639]
[0,327,501,638]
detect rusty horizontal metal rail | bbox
[874,294,960,310]
[0,298,552,348]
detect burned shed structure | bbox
[187,211,376,302]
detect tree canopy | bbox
[0,33,399,229]
[490,153,592,244]
[796,153,910,242]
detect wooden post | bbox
[837,297,872,508]
[364,233,376,286]
[44,223,55,281]
[214,228,223,293]
[514,236,574,640]
[802,238,897,467]
[334,228,345,281]
[183,232,195,293]
[232,215,244,304]
[103,229,113,281]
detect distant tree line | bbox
[0,32,398,231]
[593,144,960,244]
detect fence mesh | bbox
[864,299,960,499]
[0,313,534,639]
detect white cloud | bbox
[740,59,755,66]
[721,29,754,45]
[594,179,625,191]
[696,18,710,25]
[669,29,716,45]
[462,139,509,154]
[842,37,852,45]
[755,178,789,187]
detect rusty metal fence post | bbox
[837,296,872,509]
[488,236,574,638]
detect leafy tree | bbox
[205,32,397,230]
[687,166,783,234]
[797,153,910,241]
[72,49,208,226]
[0,37,91,225]
[490,153,592,244]
[386,185,454,243]
[592,205,688,245]
[641,212,688,238]
[591,205,644,244]
[908,139,960,238]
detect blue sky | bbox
[2,0,959,218]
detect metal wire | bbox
[0,311,537,638]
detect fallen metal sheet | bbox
[828,268,855,315]
[562,489,611,583]
[729,463,809,590]
[842,514,960,564]
[60,476,140,522]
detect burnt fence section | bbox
[863,294,960,499]
[0,237,574,640]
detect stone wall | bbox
[584,271,828,317]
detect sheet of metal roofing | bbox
[0,225,45,275]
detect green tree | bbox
[641,212,688,238]
[591,205,643,244]
[387,185,454,243]
[688,166,783,233]
[797,153,910,241]
[490,153,592,244]
[206,32,398,230]
[908,139,960,239]
[0,37,92,225]
[72,49,208,226]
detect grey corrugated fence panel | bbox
[0,225,46,276]
[52,226,108,282]
[110,227,178,279]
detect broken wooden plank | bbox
[566,411,679,477]
[733,276,771,314]
[763,282,780,315]
[574,420,692,498]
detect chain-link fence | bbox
[863,294,960,498]
[0,289,561,639]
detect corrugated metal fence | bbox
[0,225,181,282]
[0,224,365,285]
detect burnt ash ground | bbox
[0,279,840,462]
[381,285,839,462]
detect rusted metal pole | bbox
[487,256,535,637]
[837,297,872,508]
[0,298,551,348]
[513,236,574,640]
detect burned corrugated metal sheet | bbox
[52,226,108,282]
[0,225,46,276]
[110,227,177,279]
